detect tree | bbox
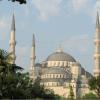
[68,85,74,100]
[0,49,60,99]
[0,49,23,98]
[1,0,26,4]
[32,77,60,99]
[89,75,100,98]
[82,92,98,99]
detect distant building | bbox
[28,16,97,99]
[33,49,92,98]
[8,12,100,99]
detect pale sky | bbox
[0,0,99,73]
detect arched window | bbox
[60,74,62,78]
[57,82,59,86]
[56,74,58,78]
[57,61,60,66]
[47,74,48,78]
[64,61,67,67]
[48,83,49,86]
[62,62,64,67]
[64,75,66,78]
[53,74,55,78]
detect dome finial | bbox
[56,43,63,52]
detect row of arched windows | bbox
[41,74,67,79]
[47,61,74,67]
[42,82,77,88]
[43,82,61,86]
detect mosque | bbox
[8,12,100,98]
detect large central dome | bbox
[46,51,76,62]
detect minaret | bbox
[9,14,16,64]
[30,34,36,80]
[94,12,100,77]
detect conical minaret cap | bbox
[96,11,100,28]
[32,33,35,46]
[11,13,16,31]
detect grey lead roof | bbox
[11,14,15,31]
[41,67,66,74]
[46,51,76,62]
[41,78,65,83]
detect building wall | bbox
[45,86,70,98]
[39,57,93,99]
[71,62,81,78]
[79,87,91,97]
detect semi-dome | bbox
[46,51,76,62]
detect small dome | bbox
[35,63,41,67]
[46,51,76,62]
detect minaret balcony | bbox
[94,54,100,58]
[30,57,36,59]
[94,39,100,44]
[9,41,16,45]
[93,69,100,73]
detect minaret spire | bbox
[11,13,16,31]
[96,11,100,29]
[94,11,100,77]
[9,13,16,64]
[29,34,36,80]
[32,33,35,47]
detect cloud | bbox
[94,0,100,16]
[0,33,6,41]
[68,0,98,24]
[0,20,6,28]
[96,0,100,10]
[32,0,63,21]
[0,19,7,28]
[30,0,100,23]
[16,46,29,67]
[85,0,100,23]
[0,17,8,41]
[31,0,95,21]
[21,4,30,17]
[61,34,90,54]
[71,0,88,12]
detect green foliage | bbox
[0,49,60,99]
[32,77,60,99]
[89,75,100,98]
[0,49,24,99]
[1,0,26,4]
[68,85,74,100]
[82,92,98,99]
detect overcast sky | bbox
[0,0,99,73]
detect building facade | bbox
[33,49,92,98]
